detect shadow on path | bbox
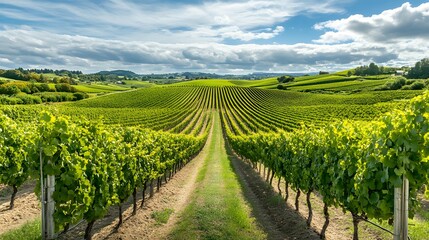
[226,140,320,240]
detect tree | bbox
[55,83,77,93]
[0,85,21,95]
[28,72,40,82]
[368,63,380,75]
[277,76,294,83]
[38,83,51,92]
[73,92,89,100]
[376,77,407,91]
[410,81,426,90]
[347,71,352,77]
[1,70,27,80]
[39,74,47,83]
[354,63,389,76]
[408,58,429,79]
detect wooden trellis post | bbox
[40,149,55,240]
[393,177,409,240]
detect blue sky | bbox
[0,0,428,73]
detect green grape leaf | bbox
[41,112,53,122]
[43,145,57,157]
[391,175,402,187]
[369,192,379,205]
[393,167,405,176]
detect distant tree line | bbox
[408,58,429,79]
[0,91,88,105]
[0,70,88,105]
[0,81,49,95]
[79,74,122,82]
[0,81,78,95]
[277,75,295,83]
[0,80,88,105]
[0,69,77,84]
[354,63,396,76]
[376,77,427,91]
[354,59,429,79]
[17,68,82,75]
[0,68,135,85]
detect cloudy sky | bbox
[0,0,428,73]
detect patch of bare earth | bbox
[416,193,429,221]
[0,181,40,235]
[58,119,214,240]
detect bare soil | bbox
[0,181,40,235]
[416,193,429,221]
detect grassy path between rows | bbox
[168,112,266,240]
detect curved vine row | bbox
[227,92,429,239]
[0,111,208,239]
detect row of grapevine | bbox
[1,83,425,239]
[170,87,215,135]
[227,92,429,239]
[0,111,209,239]
[1,86,415,134]
[214,86,412,134]
[0,115,34,209]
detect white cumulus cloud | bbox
[0,29,413,73]
[314,2,429,44]
[0,0,342,43]
[0,1,427,72]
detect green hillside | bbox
[1,71,428,240]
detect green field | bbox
[277,74,393,92]
[172,74,395,92]
[173,79,237,87]
[123,80,155,88]
[40,73,58,80]
[0,77,15,81]
[0,72,428,240]
[73,83,129,93]
[2,0,429,238]
[0,78,130,93]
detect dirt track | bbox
[0,182,40,235]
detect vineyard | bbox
[227,93,429,239]
[0,78,428,240]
